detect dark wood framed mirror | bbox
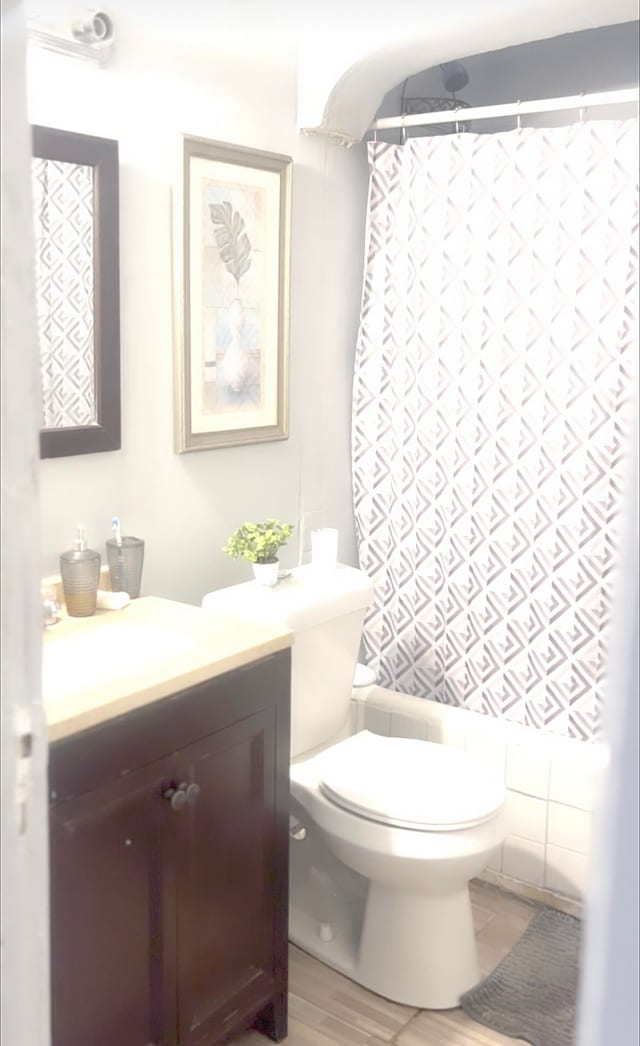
[31,125,121,458]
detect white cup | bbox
[311,528,339,570]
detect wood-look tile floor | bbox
[233,881,539,1045]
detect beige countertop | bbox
[43,596,293,743]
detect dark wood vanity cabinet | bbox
[49,649,291,1046]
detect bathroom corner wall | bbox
[27,5,369,604]
[351,687,606,904]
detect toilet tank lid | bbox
[201,563,374,631]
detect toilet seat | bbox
[317,731,504,832]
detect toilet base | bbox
[290,829,481,1009]
[289,815,366,980]
[356,882,479,1008]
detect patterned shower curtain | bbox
[352,121,638,740]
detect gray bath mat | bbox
[460,907,582,1046]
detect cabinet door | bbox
[172,709,279,1044]
[50,754,178,1046]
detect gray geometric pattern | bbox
[32,158,96,428]
[352,121,639,740]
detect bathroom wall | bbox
[577,432,639,1046]
[28,17,637,610]
[27,4,369,605]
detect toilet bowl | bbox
[202,564,506,1010]
[291,730,505,1008]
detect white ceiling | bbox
[24,0,638,139]
[24,0,638,42]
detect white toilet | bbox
[202,564,506,1010]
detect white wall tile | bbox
[465,730,507,781]
[547,802,592,855]
[425,720,443,742]
[428,720,466,749]
[505,742,550,798]
[486,843,503,874]
[545,844,590,898]
[417,696,448,726]
[502,836,545,887]
[505,791,547,843]
[549,754,597,810]
[362,685,419,716]
[363,705,390,736]
[389,712,427,740]
[350,698,366,732]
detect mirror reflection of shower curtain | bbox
[31,157,97,429]
[352,120,639,741]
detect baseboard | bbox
[476,870,583,918]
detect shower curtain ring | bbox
[579,93,586,123]
[516,99,521,131]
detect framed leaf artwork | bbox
[173,136,292,451]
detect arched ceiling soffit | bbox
[297,0,638,143]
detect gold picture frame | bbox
[174,135,292,452]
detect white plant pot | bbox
[252,561,279,587]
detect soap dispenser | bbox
[59,525,101,617]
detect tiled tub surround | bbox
[352,685,607,906]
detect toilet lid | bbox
[318,731,504,831]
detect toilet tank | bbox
[201,564,374,758]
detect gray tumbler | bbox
[60,547,101,617]
[106,536,144,598]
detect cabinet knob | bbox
[162,785,187,811]
[186,783,200,804]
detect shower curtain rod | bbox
[370,87,639,132]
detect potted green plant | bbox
[222,519,294,586]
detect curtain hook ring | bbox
[579,93,586,123]
[373,125,378,143]
[516,98,521,131]
[455,115,460,135]
[401,115,407,146]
